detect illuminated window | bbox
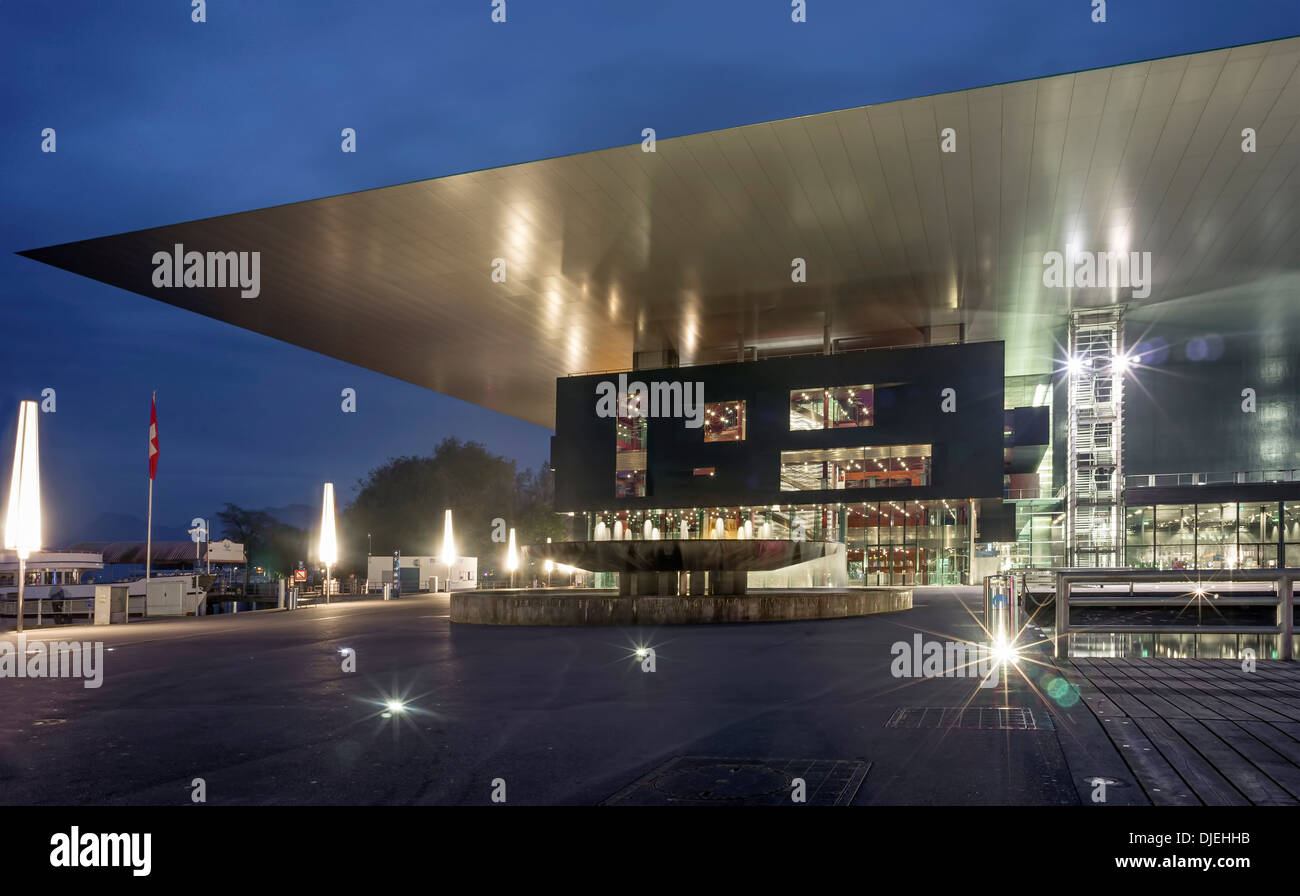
[789,390,824,430]
[704,400,746,442]
[790,385,873,430]
[615,414,647,498]
[826,385,873,427]
[780,445,931,491]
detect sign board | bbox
[207,539,246,564]
[391,550,401,598]
[293,568,307,582]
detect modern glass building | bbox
[20,37,1300,581]
[550,341,1012,584]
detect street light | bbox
[319,483,338,605]
[439,509,455,592]
[4,401,41,634]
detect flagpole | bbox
[144,389,156,623]
[145,478,152,616]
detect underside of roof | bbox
[20,37,1300,429]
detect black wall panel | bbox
[553,342,1006,511]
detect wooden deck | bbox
[1067,658,1300,805]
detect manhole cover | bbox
[602,756,870,806]
[886,706,1053,730]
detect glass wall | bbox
[1286,502,1300,567]
[580,499,969,585]
[1154,503,1194,569]
[1124,505,1154,567]
[847,500,967,586]
[779,445,932,491]
[1125,500,1291,569]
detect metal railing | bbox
[1054,568,1296,660]
[983,569,1057,643]
[564,337,998,378]
[1125,469,1300,489]
[1003,487,1065,501]
[0,594,145,627]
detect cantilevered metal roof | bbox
[20,38,1300,429]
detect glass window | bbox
[859,445,932,488]
[781,446,931,491]
[827,385,873,428]
[1286,502,1300,568]
[615,470,645,498]
[780,446,859,491]
[1123,504,1154,567]
[789,386,874,430]
[789,390,824,430]
[1197,503,1237,569]
[615,415,646,498]
[1238,502,1279,568]
[704,400,745,442]
[1124,505,1153,567]
[1154,504,1195,569]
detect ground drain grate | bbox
[601,756,870,806]
[886,706,1052,731]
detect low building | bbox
[366,554,478,592]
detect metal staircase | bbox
[1067,308,1124,566]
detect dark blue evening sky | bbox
[2,1,1296,543]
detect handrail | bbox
[564,337,1000,378]
[1054,568,1297,660]
[1125,469,1300,488]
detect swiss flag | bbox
[149,395,160,481]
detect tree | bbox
[341,438,559,578]
[216,504,307,589]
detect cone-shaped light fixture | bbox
[440,509,455,566]
[318,482,338,565]
[5,401,41,560]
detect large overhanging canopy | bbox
[21,38,1300,429]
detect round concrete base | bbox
[450,587,911,625]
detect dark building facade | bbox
[551,341,1009,584]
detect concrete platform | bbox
[0,586,1085,806]
[450,586,912,625]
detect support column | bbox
[966,498,977,585]
[1279,573,1294,661]
[1055,572,1070,660]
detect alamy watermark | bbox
[151,243,260,298]
[595,373,705,429]
[49,827,150,877]
[890,634,1001,688]
[1042,249,1151,299]
[0,635,104,688]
